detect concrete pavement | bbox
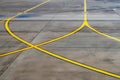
[0,0,120,80]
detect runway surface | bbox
[0,0,120,80]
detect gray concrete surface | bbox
[0,0,120,80]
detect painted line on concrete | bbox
[5,19,120,79]
[0,0,120,79]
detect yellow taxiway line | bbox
[1,0,120,57]
[0,0,120,79]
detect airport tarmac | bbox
[0,0,120,80]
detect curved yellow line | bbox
[2,0,120,79]
[0,0,85,56]
[5,18,120,79]
[87,23,120,42]
[0,23,85,57]
[1,0,119,57]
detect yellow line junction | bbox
[0,0,120,79]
